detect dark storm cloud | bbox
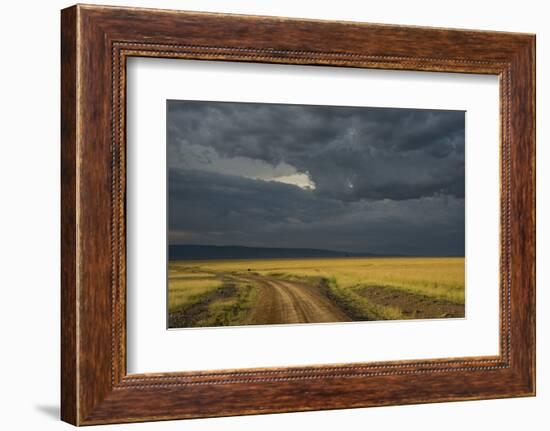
[168,169,464,255]
[167,100,465,256]
[167,101,465,202]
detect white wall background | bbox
[0,0,546,429]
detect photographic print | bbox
[167,100,465,329]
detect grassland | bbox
[167,257,465,328]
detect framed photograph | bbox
[61,4,535,425]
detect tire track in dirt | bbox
[239,275,352,325]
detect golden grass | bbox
[172,257,465,304]
[168,257,464,324]
[167,277,222,313]
[167,261,260,327]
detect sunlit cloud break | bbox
[265,172,316,190]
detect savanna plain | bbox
[168,257,465,328]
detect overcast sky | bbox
[167,100,465,256]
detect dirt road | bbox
[240,275,351,325]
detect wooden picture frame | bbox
[61,4,535,425]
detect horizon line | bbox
[168,243,465,258]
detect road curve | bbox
[240,275,351,325]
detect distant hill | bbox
[168,244,377,261]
